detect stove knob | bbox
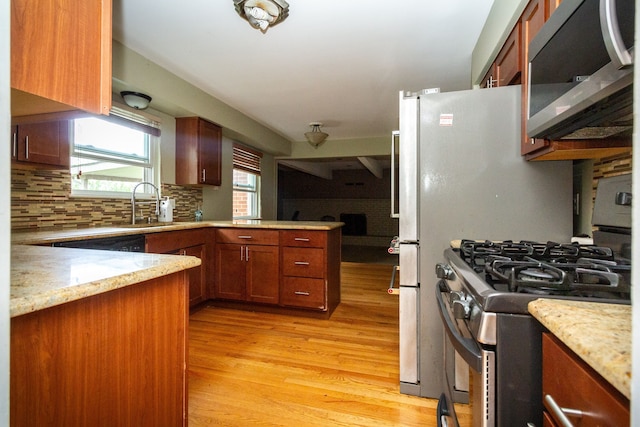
[452,298,472,320]
[435,263,454,280]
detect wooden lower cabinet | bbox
[215,228,280,304]
[542,333,629,427]
[280,229,341,314]
[214,227,341,315]
[10,271,189,426]
[146,229,211,307]
[215,242,279,304]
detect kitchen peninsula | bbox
[12,220,344,316]
[10,220,342,426]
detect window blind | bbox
[233,144,263,175]
[105,105,162,137]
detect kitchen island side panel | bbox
[10,271,189,426]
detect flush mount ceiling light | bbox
[233,0,289,33]
[305,122,329,148]
[120,91,152,110]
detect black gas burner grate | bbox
[458,240,630,299]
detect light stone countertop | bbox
[10,245,201,318]
[11,220,345,245]
[528,299,631,399]
[10,220,343,318]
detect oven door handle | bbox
[436,281,482,372]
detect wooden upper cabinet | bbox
[11,120,70,168]
[175,117,223,186]
[11,0,112,116]
[482,24,522,89]
[520,0,548,156]
[495,23,521,87]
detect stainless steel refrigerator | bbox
[395,85,573,398]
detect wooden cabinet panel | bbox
[146,229,207,253]
[11,0,112,116]
[213,227,340,315]
[215,243,247,301]
[281,277,326,310]
[184,245,206,306]
[246,245,280,304]
[217,228,279,246]
[11,120,70,167]
[215,242,279,304]
[282,247,325,279]
[11,272,188,426]
[495,23,521,87]
[146,229,209,307]
[520,0,548,155]
[480,63,497,88]
[542,333,629,427]
[175,117,222,186]
[280,230,327,248]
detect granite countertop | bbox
[528,299,631,399]
[10,245,201,318]
[10,220,342,318]
[11,220,345,245]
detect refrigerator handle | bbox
[390,130,400,218]
[387,265,400,295]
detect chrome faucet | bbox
[131,181,160,225]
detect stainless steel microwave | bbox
[527,0,634,140]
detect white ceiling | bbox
[112,0,495,147]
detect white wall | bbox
[1,0,11,423]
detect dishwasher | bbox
[52,234,146,252]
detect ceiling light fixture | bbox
[120,91,152,110]
[305,122,329,148]
[233,0,289,33]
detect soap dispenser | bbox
[159,197,174,223]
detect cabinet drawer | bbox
[281,277,326,309]
[216,228,278,245]
[280,230,326,248]
[282,247,324,278]
[542,333,629,427]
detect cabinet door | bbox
[175,117,222,186]
[183,245,206,307]
[13,121,70,167]
[246,245,279,304]
[495,23,521,87]
[542,333,629,427]
[520,0,549,155]
[198,119,222,186]
[480,63,497,88]
[215,243,246,301]
[11,0,112,115]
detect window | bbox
[233,144,262,219]
[71,106,161,198]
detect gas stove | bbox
[460,239,631,298]
[442,240,631,316]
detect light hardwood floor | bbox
[188,262,472,426]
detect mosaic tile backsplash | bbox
[11,169,203,231]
